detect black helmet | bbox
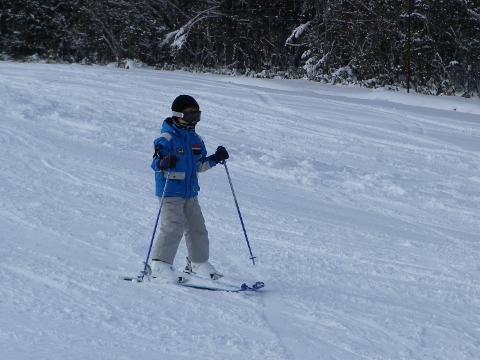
[171,95,199,112]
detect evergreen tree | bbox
[1,0,66,59]
[0,0,478,95]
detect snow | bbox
[1,61,480,360]
[286,22,310,46]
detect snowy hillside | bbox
[1,62,480,360]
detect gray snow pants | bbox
[151,196,209,264]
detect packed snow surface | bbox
[1,62,480,360]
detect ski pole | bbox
[140,169,171,279]
[221,160,256,265]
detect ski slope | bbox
[1,62,480,360]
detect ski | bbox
[178,273,264,292]
[122,273,264,292]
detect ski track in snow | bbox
[1,62,480,359]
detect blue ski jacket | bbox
[151,118,217,198]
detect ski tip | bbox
[253,281,265,290]
[240,281,265,291]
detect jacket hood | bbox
[161,117,195,136]
[161,118,175,133]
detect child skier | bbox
[150,95,229,281]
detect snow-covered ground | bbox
[1,62,480,360]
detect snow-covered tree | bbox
[0,0,478,95]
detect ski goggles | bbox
[172,111,201,123]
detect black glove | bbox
[209,146,229,164]
[159,155,179,170]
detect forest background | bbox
[1,0,479,97]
